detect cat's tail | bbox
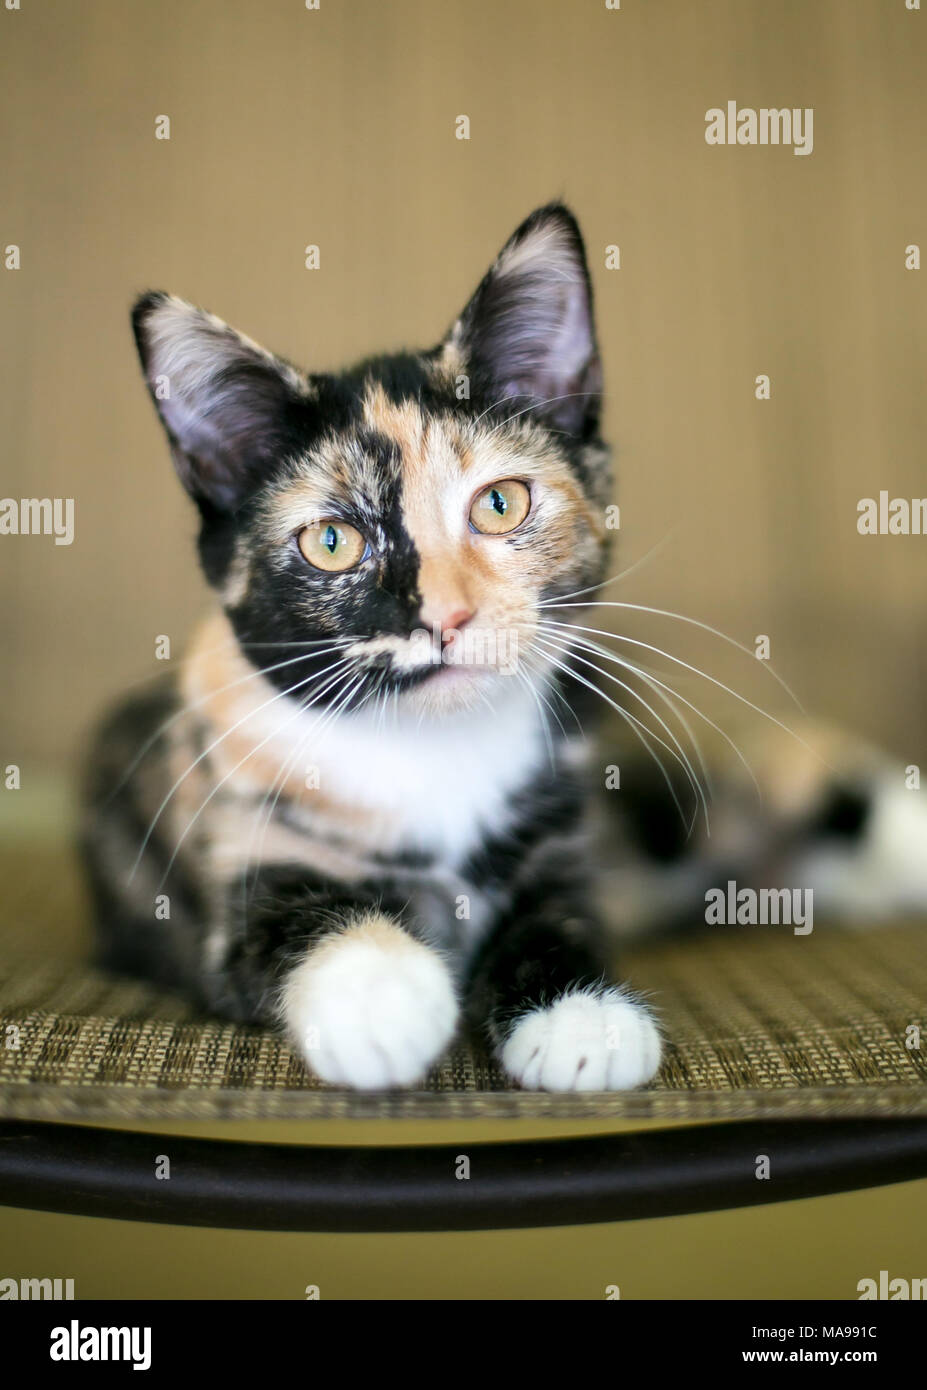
[594,717,927,936]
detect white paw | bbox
[500,988,662,1092]
[280,915,458,1089]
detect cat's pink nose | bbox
[438,608,474,643]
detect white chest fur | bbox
[285,682,547,865]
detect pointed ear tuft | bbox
[449,203,602,436]
[131,293,310,514]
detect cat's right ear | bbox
[131,292,311,515]
[444,203,602,438]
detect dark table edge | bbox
[1,1118,927,1231]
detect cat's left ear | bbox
[446,203,602,436]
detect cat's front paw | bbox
[280,914,458,1089]
[499,988,662,1092]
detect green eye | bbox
[470,479,531,535]
[297,520,367,572]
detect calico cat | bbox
[81,203,927,1091]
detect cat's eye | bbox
[297,520,367,572]
[469,479,531,536]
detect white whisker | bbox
[482,390,600,441]
[239,664,365,890]
[537,601,805,712]
[540,533,680,608]
[107,642,357,803]
[157,661,362,891]
[538,622,761,800]
[529,638,696,833]
[132,654,354,880]
[537,614,824,765]
[534,631,708,828]
[244,670,371,898]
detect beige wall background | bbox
[2,0,925,781]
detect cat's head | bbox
[132,203,611,716]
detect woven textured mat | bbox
[0,848,926,1120]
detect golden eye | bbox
[297,520,367,572]
[469,479,531,536]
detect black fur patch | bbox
[612,770,692,864]
[812,784,872,842]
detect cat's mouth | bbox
[395,659,515,715]
[374,659,501,694]
[349,625,523,696]
[350,645,522,716]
